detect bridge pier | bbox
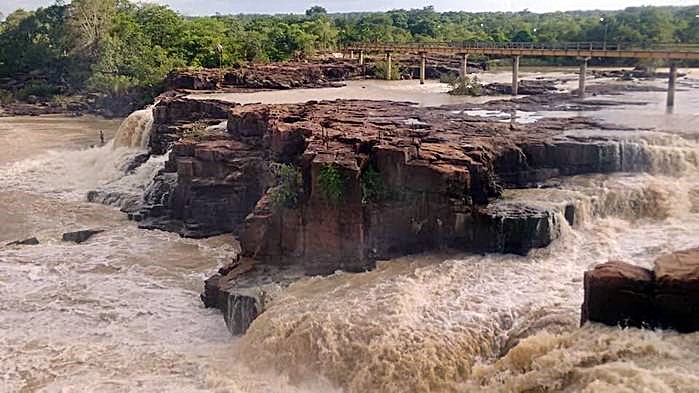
[578,58,589,98]
[420,52,427,85]
[349,50,354,60]
[459,53,468,78]
[359,50,365,65]
[667,63,677,110]
[512,56,520,96]
[386,52,393,80]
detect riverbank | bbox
[1,66,698,392]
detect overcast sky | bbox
[2,0,697,17]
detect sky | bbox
[1,0,697,17]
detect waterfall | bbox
[0,106,163,209]
[112,107,155,149]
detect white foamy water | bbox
[239,172,699,393]
[0,111,336,393]
[1,70,699,393]
[0,109,162,204]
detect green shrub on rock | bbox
[318,164,344,204]
[268,163,302,209]
[361,165,386,204]
[446,75,482,96]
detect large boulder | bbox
[654,248,699,333]
[581,261,655,328]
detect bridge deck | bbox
[347,42,699,60]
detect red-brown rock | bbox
[654,248,699,332]
[581,261,655,328]
[166,60,363,91]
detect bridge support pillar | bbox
[386,52,393,80]
[578,58,588,98]
[420,52,427,85]
[667,63,677,110]
[512,56,520,96]
[359,50,365,65]
[349,50,354,60]
[459,53,469,78]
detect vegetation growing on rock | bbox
[360,165,386,204]
[268,163,302,210]
[318,164,344,204]
[446,75,483,96]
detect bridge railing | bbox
[348,41,699,53]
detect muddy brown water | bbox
[1,69,699,392]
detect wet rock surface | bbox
[201,257,305,335]
[474,202,560,255]
[582,248,699,333]
[581,261,655,329]
[654,248,699,333]
[62,230,104,244]
[5,237,40,247]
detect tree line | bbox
[1,1,697,104]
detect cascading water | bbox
[112,107,155,150]
[2,72,699,393]
[235,130,699,393]
[0,106,163,209]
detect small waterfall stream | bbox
[0,106,163,209]
[112,107,155,149]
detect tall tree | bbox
[67,0,117,58]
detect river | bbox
[1,70,698,392]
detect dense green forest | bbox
[1,0,698,105]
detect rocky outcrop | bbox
[136,96,665,334]
[483,79,559,96]
[581,248,699,332]
[149,95,232,155]
[144,98,658,262]
[167,60,363,91]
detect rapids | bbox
[1,69,699,393]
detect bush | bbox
[17,80,61,101]
[318,164,344,204]
[374,60,402,80]
[446,75,482,96]
[268,163,302,209]
[87,74,139,96]
[0,89,14,105]
[361,165,385,204]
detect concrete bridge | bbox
[345,41,699,107]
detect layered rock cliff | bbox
[167,59,363,91]
[135,96,660,334]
